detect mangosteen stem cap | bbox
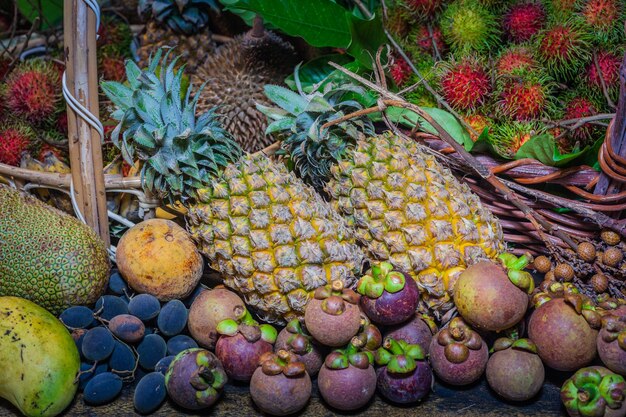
[357,262,406,298]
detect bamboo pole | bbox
[64,0,109,246]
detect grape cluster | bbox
[59,269,205,412]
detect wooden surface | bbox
[0,370,569,416]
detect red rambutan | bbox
[563,97,600,144]
[587,50,622,92]
[496,46,537,76]
[0,123,35,166]
[440,58,492,111]
[416,25,446,55]
[490,122,539,158]
[535,23,591,80]
[463,114,492,141]
[579,0,623,41]
[4,59,61,124]
[100,55,127,82]
[503,2,546,43]
[404,0,443,17]
[56,111,68,136]
[496,73,554,121]
[390,55,413,86]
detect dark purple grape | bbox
[128,294,160,322]
[109,341,137,375]
[108,271,128,295]
[82,327,115,362]
[133,372,166,414]
[166,335,198,356]
[83,372,123,405]
[95,295,129,320]
[182,283,208,308]
[144,327,155,336]
[71,329,88,360]
[59,306,96,329]
[137,334,167,370]
[154,356,175,375]
[78,362,108,390]
[157,300,188,337]
[108,314,145,343]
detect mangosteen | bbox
[454,253,533,332]
[250,350,312,416]
[598,312,626,375]
[318,339,377,411]
[385,313,437,354]
[352,317,383,353]
[304,280,361,347]
[429,317,488,386]
[164,348,227,410]
[374,337,432,404]
[275,319,325,376]
[188,286,247,350]
[357,262,419,326]
[215,313,277,382]
[486,338,545,402]
[561,366,626,417]
[528,282,600,371]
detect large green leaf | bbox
[346,11,386,68]
[514,134,599,167]
[17,0,63,30]
[284,54,354,91]
[373,107,473,149]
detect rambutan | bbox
[496,72,554,121]
[100,55,127,82]
[496,46,537,76]
[586,50,622,96]
[439,58,492,111]
[0,123,36,166]
[56,111,68,136]
[490,122,541,158]
[415,25,446,55]
[440,0,500,55]
[463,114,493,141]
[545,0,577,17]
[390,55,413,86]
[97,17,132,57]
[503,2,546,43]
[563,96,601,145]
[404,0,443,17]
[578,0,624,43]
[535,22,591,80]
[385,5,413,39]
[4,59,62,124]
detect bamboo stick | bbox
[64,0,109,246]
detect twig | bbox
[593,50,617,110]
[545,113,615,129]
[426,23,442,62]
[351,0,371,18]
[327,60,580,250]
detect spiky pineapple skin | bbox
[326,134,504,316]
[186,154,364,324]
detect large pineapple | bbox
[135,0,216,72]
[260,81,505,317]
[101,51,364,324]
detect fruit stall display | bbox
[1,1,626,416]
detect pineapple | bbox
[260,81,505,318]
[101,51,364,324]
[135,0,216,72]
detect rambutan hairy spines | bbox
[563,96,601,144]
[463,114,493,142]
[534,21,592,81]
[586,50,622,95]
[495,46,537,76]
[495,70,556,121]
[0,122,36,166]
[440,0,501,55]
[490,121,542,158]
[390,55,413,87]
[415,25,447,56]
[404,0,443,17]
[503,2,546,43]
[439,57,492,111]
[5,59,62,124]
[100,54,127,82]
[577,0,624,43]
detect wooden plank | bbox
[0,374,567,416]
[63,0,109,246]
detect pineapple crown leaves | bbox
[257,66,375,192]
[101,48,242,205]
[138,0,217,35]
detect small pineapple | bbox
[135,0,216,72]
[102,51,364,324]
[260,78,505,317]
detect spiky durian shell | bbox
[194,30,298,152]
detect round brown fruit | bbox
[603,247,623,268]
[116,219,203,301]
[453,260,529,332]
[188,287,246,350]
[528,298,598,371]
[533,256,552,274]
[601,229,621,246]
[597,311,626,375]
[591,274,609,294]
[577,242,596,262]
[554,263,575,282]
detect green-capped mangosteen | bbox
[561,366,626,417]
[275,319,325,376]
[385,313,437,354]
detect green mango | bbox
[0,296,79,417]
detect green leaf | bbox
[264,85,309,115]
[17,0,63,30]
[346,11,386,69]
[373,107,473,149]
[284,54,354,91]
[219,0,352,48]
[514,134,599,167]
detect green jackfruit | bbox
[0,185,109,314]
